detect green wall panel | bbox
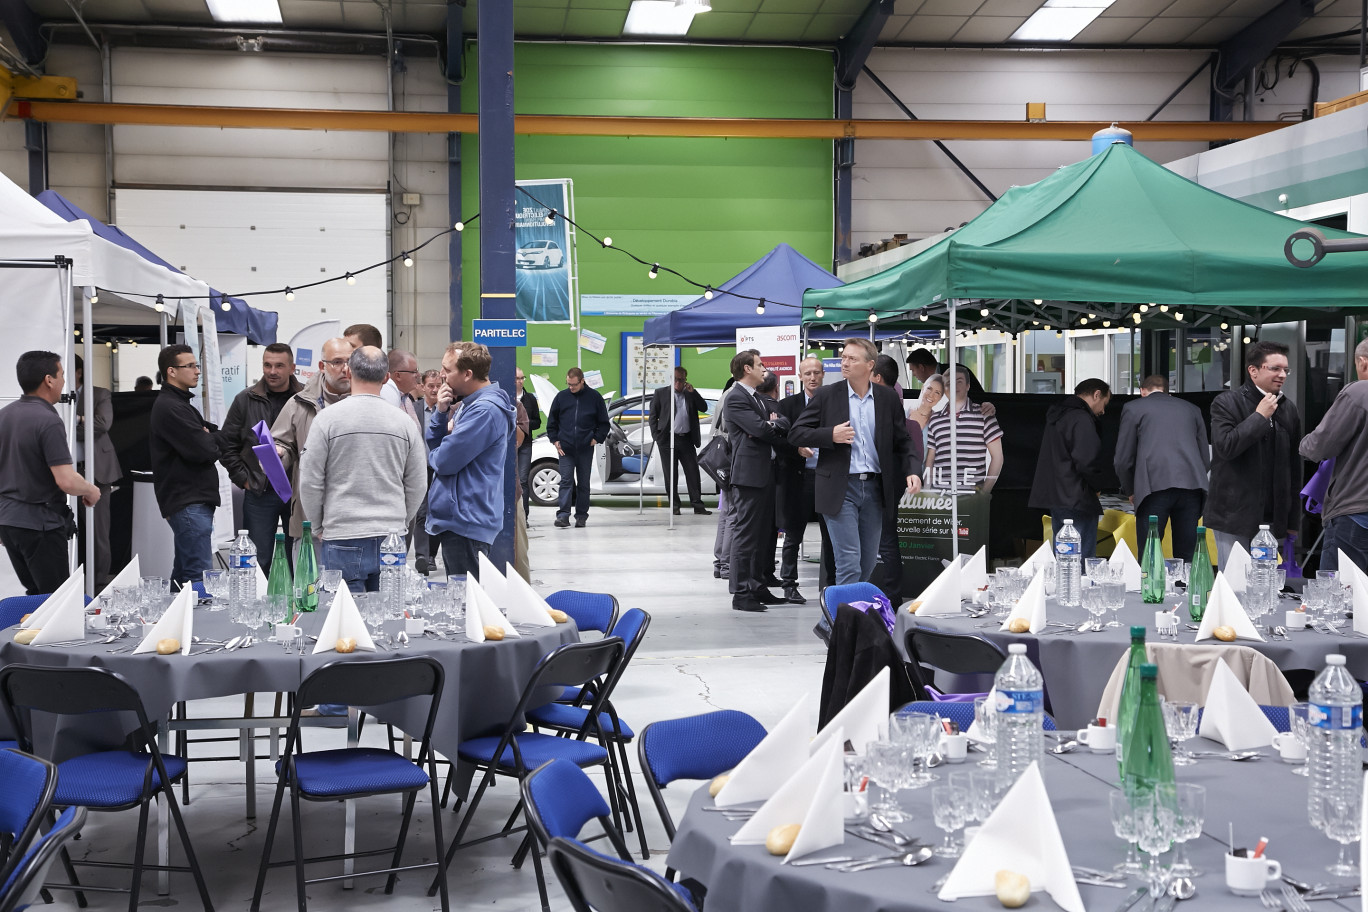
[458,42,833,397]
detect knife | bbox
[1151,893,1177,912]
[1114,886,1148,912]
[843,827,904,851]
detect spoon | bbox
[865,814,915,844]
[1049,739,1079,754]
[1271,625,1288,640]
[1169,874,1196,900]
[396,630,410,648]
[841,845,934,872]
[221,636,243,651]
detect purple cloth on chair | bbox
[1301,458,1335,515]
[847,596,895,634]
[251,420,292,503]
[925,687,989,703]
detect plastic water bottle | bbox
[1054,519,1082,608]
[1307,654,1362,830]
[380,530,407,616]
[1251,524,1279,617]
[993,643,1044,788]
[228,530,256,604]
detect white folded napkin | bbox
[256,564,268,598]
[1000,568,1047,634]
[24,573,88,645]
[912,560,962,617]
[1341,553,1368,636]
[502,564,556,626]
[464,576,519,643]
[477,551,511,608]
[134,586,195,655]
[715,694,812,807]
[95,555,141,603]
[312,586,376,653]
[960,546,988,600]
[1196,658,1278,751]
[1023,542,1055,576]
[939,761,1083,912]
[729,731,845,863]
[812,666,889,755]
[1109,540,1143,592]
[1224,542,1252,593]
[1195,572,1263,642]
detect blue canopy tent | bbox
[37,191,278,345]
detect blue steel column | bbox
[478,1,517,571]
[834,88,853,266]
[446,13,464,344]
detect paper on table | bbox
[502,567,556,626]
[476,552,510,608]
[1196,658,1277,751]
[27,574,88,644]
[1023,542,1055,576]
[19,570,84,632]
[812,667,889,755]
[938,762,1083,912]
[960,546,988,600]
[1109,540,1143,592]
[729,732,845,864]
[1195,572,1263,642]
[1341,553,1368,636]
[714,695,811,808]
[912,561,961,617]
[312,586,375,653]
[251,420,292,503]
[95,555,140,602]
[463,576,519,643]
[1000,568,1047,634]
[1225,542,1252,593]
[256,564,268,598]
[133,586,195,655]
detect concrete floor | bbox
[48,499,827,911]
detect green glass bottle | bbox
[294,520,319,612]
[1141,515,1165,604]
[267,528,293,623]
[1122,664,1176,797]
[1115,625,1148,782]
[1187,526,1214,623]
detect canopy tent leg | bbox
[159,310,169,348]
[668,346,676,531]
[638,343,647,515]
[948,301,960,563]
[82,285,94,597]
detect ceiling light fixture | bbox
[206,0,282,24]
[676,0,711,10]
[623,0,696,36]
[1010,0,1115,42]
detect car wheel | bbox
[542,256,551,267]
[530,460,561,507]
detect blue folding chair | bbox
[0,750,57,892]
[896,700,1059,732]
[820,582,885,629]
[1193,706,1290,733]
[527,608,652,858]
[520,759,633,911]
[545,590,619,636]
[638,710,767,842]
[548,837,696,912]
[0,807,86,912]
[0,594,94,630]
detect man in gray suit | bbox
[1114,374,1209,561]
[74,356,123,590]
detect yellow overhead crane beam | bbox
[9,99,1287,142]
[0,66,78,118]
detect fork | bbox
[1281,885,1311,912]
[1260,889,1284,909]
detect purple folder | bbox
[251,420,292,503]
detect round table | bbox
[668,741,1362,912]
[892,592,1368,729]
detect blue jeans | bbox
[433,531,489,579]
[1323,515,1368,575]
[1050,509,1099,560]
[557,445,594,521]
[319,536,382,593]
[243,487,293,576]
[167,503,214,587]
[825,476,884,585]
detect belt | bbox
[851,472,882,482]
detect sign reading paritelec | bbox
[473,319,528,347]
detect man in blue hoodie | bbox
[426,341,517,578]
[545,367,610,528]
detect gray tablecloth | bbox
[0,609,578,760]
[668,740,1359,912]
[893,594,1368,729]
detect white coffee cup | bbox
[940,732,968,762]
[87,611,107,630]
[275,624,302,645]
[404,616,426,636]
[1225,853,1281,896]
[1285,610,1308,629]
[1076,723,1116,752]
[1272,731,1307,763]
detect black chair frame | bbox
[520,760,633,864]
[249,655,449,912]
[904,626,1055,713]
[0,748,57,890]
[0,664,215,912]
[0,807,87,912]
[547,836,696,912]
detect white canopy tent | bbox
[0,172,232,596]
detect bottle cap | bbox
[1130,625,1146,638]
[1259,524,1270,530]
[1008,643,1027,655]
[1196,525,1205,533]
[1140,663,1158,679]
[1327,654,1347,666]
[1149,515,1159,522]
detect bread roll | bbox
[765,823,801,856]
[335,638,356,654]
[484,625,505,641]
[548,609,569,623]
[19,613,31,625]
[1008,617,1031,634]
[708,773,731,797]
[1213,625,1237,642]
[907,600,923,614]
[995,870,1030,908]
[13,629,39,645]
[157,638,181,655]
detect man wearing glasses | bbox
[1206,341,1303,569]
[272,337,355,544]
[381,349,421,426]
[149,344,222,588]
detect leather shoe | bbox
[763,574,783,589]
[732,596,767,612]
[574,518,587,528]
[755,589,785,605]
[554,516,570,528]
[693,506,712,515]
[784,585,807,604]
[672,506,682,515]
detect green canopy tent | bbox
[803,142,1368,558]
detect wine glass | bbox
[972,696,997,770]
[1134,787,1177,899]
[1085,558,1109,580]
[1109,789,1146,877]
[201,570,227,610]
[865,741,912,823]
[1170,783,1205,878]
[1290,703,1311,778]
[1324,793,1361,877]
[1081,582,1107,632]
[1161,700,1200,765]
[1163,559,1187,598]
[893,712,940,787]
[1101,577,1126,628]
[931,785,969,857]
[319,568,343,595]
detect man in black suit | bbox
[775,356,832,604]
[649,366,711,516]
[724,350,791,612]
[790,338,922,586]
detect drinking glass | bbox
[969,769,999,822]
[972,696,997,770]
[1290,702,1311,778]
[1161,700,1200,765]
[140,576,168,617]
[1304,580,1328,624]
[1323,793,1361,878]
[202,570,227,609]
[1163,559,1187,598]
[263,593,289,636]
[948,772,979,824]
[1317,570,1339,582]
[1109,789,1146,877]
[1134,787,1177,899]
[1101,578,1126,628]
[447,574,468,623]
[843,753,868,822]
[866,741,912,823]
[1085,558,1109,580]
[931,785,969,857]
[1081,582,1107,632]
[1170,783,1205,877]
[319,568,343,594]
[907,714,942,787]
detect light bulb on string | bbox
[1080,317,1089,325]
[868,311,878,324]
[155,295,165,313]
[345,273,356,286]
[403,254,414,268]
[220,295,231,312]
[756,298,766,315]
[814,306,825,319]
[131,341,138,348]
[1032,320,1039,325]
[1133,313,1142,324]
[89,291,98,304]
[454,221,465,231]
[918,313,928,322]
[979,307,989,316]
[1139,303,1150,312]
[1159,304,1169,313]
[73,328,80,337]
[1033,299,1043,305]
[703,286,713,300]
[1103,320,1111,327]
[602,237,612,247]
[1043,324,1052,331]
[545,209,557,226]
[1243,336,1252,344]
[648,264,659,280]
[110,343,118,353]
[1220,321,1229,330]
[1174,312,1184,321]
[1087,313,1096,319]
[105,340,112,348]
[285,287,295,302]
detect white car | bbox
[528,389,723,507]
[515,239,564,269]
